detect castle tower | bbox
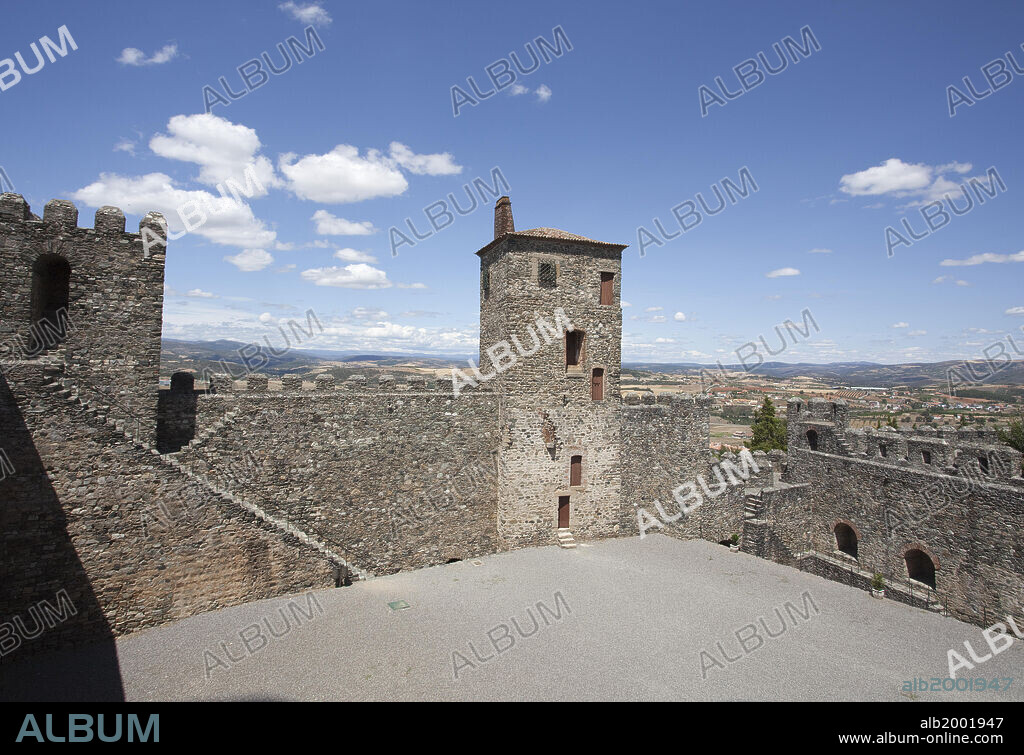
[0,193,167,443]
[476,197,627,546]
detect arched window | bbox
[806,429,819,451]
[834,523,857,558]
[905,549,936,588]
[29,254,71,354]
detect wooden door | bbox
[591,368,604,400]
[558,496,570,528]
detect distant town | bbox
[620,365,1023,451]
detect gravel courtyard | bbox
[4,535,1022,701]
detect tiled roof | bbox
[476,225,627,255]
[513,227,602,242]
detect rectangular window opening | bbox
[600,272,614,305]
[538,262,557,288]
[591,368,604,400]
[566,331,584,368]
[570,455,582,486]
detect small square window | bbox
[538,262,557,288]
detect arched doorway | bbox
[834,523,857,558]
[29,254,71,354]
[806,428,819,451]
[905,548,936,588]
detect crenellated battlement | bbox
[1,193,167,445]
[0,193,168,261]
[621,390,713,408]
[179,371,498,395]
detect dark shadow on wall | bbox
[0,371,125,701]
[156,373,198,453]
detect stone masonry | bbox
[2,192,1023,661]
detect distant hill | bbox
[161,339,1024,388]
[161,338,472,378]
[622,359,1024,388]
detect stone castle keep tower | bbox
[478,197,627,546]
[1,189,1022,660]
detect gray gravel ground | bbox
[4,535,1022,701]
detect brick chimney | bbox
[494,196,514,239]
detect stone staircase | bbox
[174,409,240,454]
[37,363,371,582]
[743,493,764,521]
[556,528,577,549]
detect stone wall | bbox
[620,392,744,542]
[169,379,502,575]
[0,195,165,445]
[0,364,338,659]
[780,447,1024,626]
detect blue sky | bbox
[2,0,1022,364]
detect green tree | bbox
[998,419,1024,454]
[748,396,787,452]
[887,416,898,429]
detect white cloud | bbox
[1006,307,1024,316]
[334,248,377,263]
[645,306,663,312]
[535,84,552,102]
[839,158,933,196]
[114,138,136,155]
[808,248,832,254]
[164,304,477,354]
[388,142,462,176]
[312,209,377,236]
[673,312,686,321]
[839,158,989,207]
[509,84,529,96]
[71,172,276,248]
[940,250,1024,266]
[149,113,279,191]
[891,322,909,328]
[279,1,332,25]
[932,276,951,284]
[301,263,392,289]
[352,307,388,319]
[655,337,675,343]
[279,145,408,203]
[648,315,666,323]
[398,282,428,289]
[955,280,970,287]
[186,288,217,298]
[258,312,276,324]
[908,330,927,337]
[621,301,632,308]
[117,44,178,66]
[765,267,800,278]
[225,249,274,272]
